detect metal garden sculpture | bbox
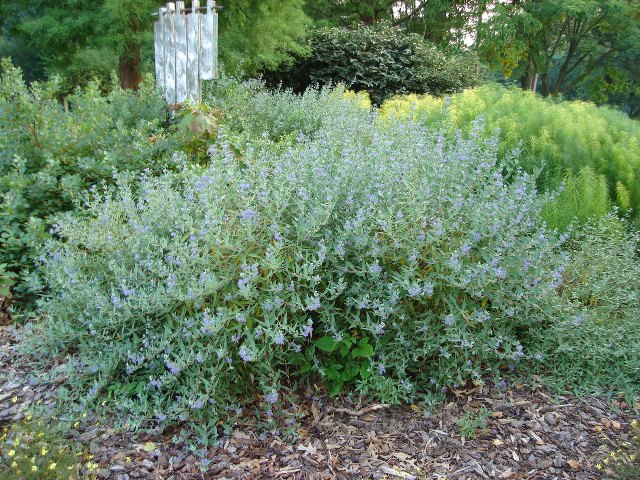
[154,0,219,104]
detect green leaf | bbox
[352,343,374,358]
[142,442,157,452]
[328,381,343,396]
[315,335,339,352]
[360,361,371,379]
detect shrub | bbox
[380,85,640,228]
[263,23,482,104]
[203,78,372,144]
[0,59,176,302]
[22,89,574,442]
[528,214,640,397]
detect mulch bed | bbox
[1,324,637,479]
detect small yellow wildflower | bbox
[610,451,616,457]
[630,454,636,461]
[26,415,32,421]
[125,456,132,463]
[7,450,15,457]
[631,419,638,429]
[11,396,17,403]
[49,462,57,470]
[11,462,16,468]
[87,454,94,460]
[81,413,87,418]
[603,458,609,465]
[31,465,38,472]
[72,421,79,428]
[38,432,44,437]
[596,464,602,470]
[41,447,48,456]
[86,461,99,471]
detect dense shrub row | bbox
[8,77,640,444]
[264,23,482,104]
[381,85,640,229]
[23,85,579,438]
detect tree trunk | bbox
[551,41,578,96]
[119,46,142,90]
[0,292,12,326]
[118,13,142,90]
[541,75,550,97]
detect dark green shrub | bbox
[264,23,482,104]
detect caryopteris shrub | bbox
[203,78,372,144]
[380,85,640,228]
[22,91,577,442]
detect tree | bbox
[0,0,156,90]
[0,0,309,89]
[477,0,640,98]
[218,0,309,76]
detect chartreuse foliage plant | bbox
[22,87,580,444]
[380,84,640,228]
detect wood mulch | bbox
[1,324,638,480]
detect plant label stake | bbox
[154,0,219,105]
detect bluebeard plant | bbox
[22,85,575,439]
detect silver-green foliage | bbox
[529,214,640,397]
[23,91,573,439]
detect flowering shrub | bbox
[203,78,372,144]
[380,85,640,228]
[22,90,576,441]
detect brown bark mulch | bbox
[1,324,638,480]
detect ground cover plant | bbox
[380,84,640,229]
[19,80,596,446]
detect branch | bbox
[393,1,429,26]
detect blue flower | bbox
[264,392,278,404]
[240,208,257,221]
[301,322,314,338]
[239,346,254,362]
[165,360,181,375]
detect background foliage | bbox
[0,60,175,302]
[381,84,640,229]
[264,23,482,104]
